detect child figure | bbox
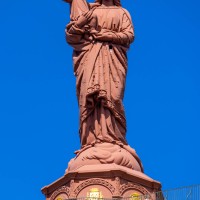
[65,0,99,41]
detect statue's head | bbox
[95,0,121,6]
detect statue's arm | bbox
[92,9,134,47]
[65,9,95,45]
[65,22,84,45]
[112,9,134,46]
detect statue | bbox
[41,1,162,198]
[65,0,143,172]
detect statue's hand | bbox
[84,33,94,42]
[76,15,88,28]
[93,31,114,42]
[83,8,95,20]
[76,8,95,28]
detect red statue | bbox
[65,0,143,172]
[41,2,162,199]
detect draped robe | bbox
[66,4,134,148]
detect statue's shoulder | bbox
[120,7,132,20]
[120,7,131,16]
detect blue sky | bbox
[0,0,200,199]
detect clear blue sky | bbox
[0,0,199,199]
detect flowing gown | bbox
[66,3,134,148]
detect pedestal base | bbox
[67,143,143,173]
[42,164,161,200]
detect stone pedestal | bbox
[42,164,161,200]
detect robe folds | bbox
[66,4,134,147]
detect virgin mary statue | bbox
[65,0,142,171]
[66,0,142,171]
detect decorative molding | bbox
[120,182,150,196]
[74,178,115,196]
[50,186,70,200]
[113,177,121,196]
[69,179,76,198]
